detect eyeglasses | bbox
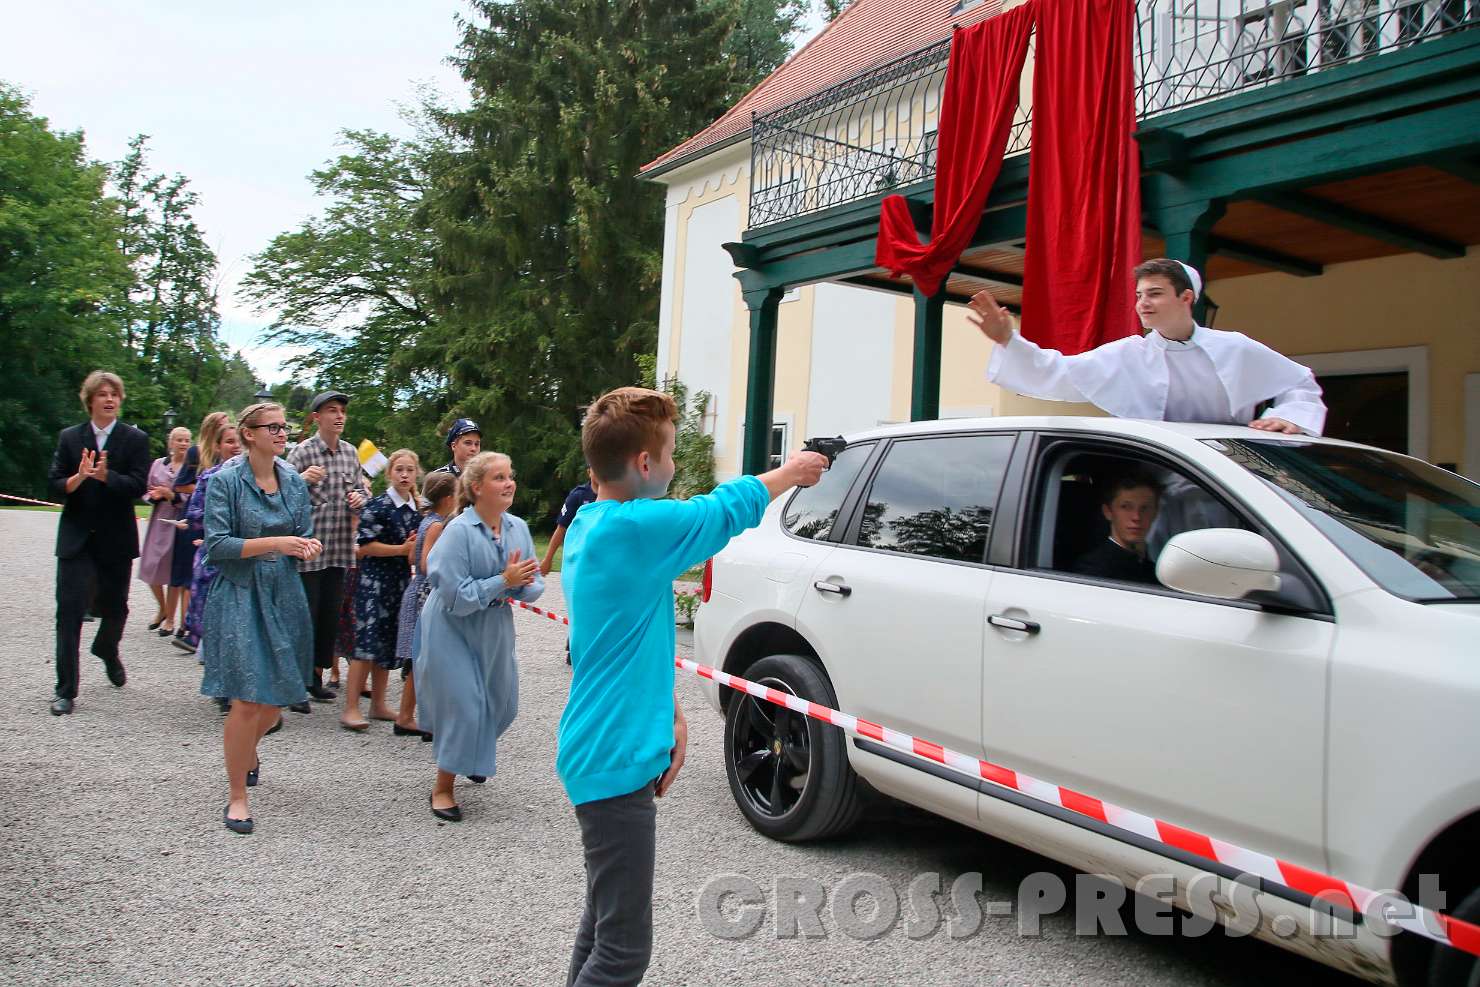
[245,423,290,435]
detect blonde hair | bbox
[237,402,285,457]
[386,448,422,503]
[197,412,232,472]
[455,451,512,516]
[167,427,191,456]
[79,371,125,413]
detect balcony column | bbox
[740,282,784,476]
[1149,198,1227,324]
[910,286,944,421]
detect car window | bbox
[1033,446,1249,589]
[851,434,1014,563]
[782,441,875,541]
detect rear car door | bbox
[794,431,1017,826]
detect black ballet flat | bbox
[147,618,164,631]
[466,775,487,784]
[157,626,174,637]
[392,724,432,739]
[246,759,260,788]
[223,805,254,835]
[429,795,462,823]
[265,716,283,735]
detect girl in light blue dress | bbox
[413,452,543,822]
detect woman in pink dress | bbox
[137,426,192,628]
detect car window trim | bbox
[778,440,883,546]
[1016,431,1335,619]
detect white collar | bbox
[92,419,118,436]
[387,486,413,509]
[1145,325,1203,350]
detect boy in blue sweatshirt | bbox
[558,386,826,986]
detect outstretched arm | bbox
[968,289,1093,403]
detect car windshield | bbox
[1207,439,1480,603]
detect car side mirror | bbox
[1156,529,1282,600]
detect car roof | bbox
[838,416,1377,452]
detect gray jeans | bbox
[567,781,658,987]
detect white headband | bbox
[1176,261,1203,301]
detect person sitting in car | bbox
[1073,472,1162,585]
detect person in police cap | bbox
[287,390,370,705]
[429,418,482,477]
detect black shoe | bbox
[265,716,283,735]
[361,689,372,699]
[171,637,197,655]
[246,760,260,788]
[50,697,74,716]
[147,618,164,631]
[216,697,233,715]
[392,723,432,739]
[429,795,462,823]
[101,656,126,688]
[82,613,96,623]
[307,684,337,703]
[466,775,486,784]
[223,805,253,835]
[288,701,311,714]
[158,626,173,637]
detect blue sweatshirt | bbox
[556,475,770,805]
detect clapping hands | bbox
[502,549,539,588]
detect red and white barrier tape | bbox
[514,597,1480,959]
[0,492,63,508]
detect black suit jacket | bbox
[47,421,151,560]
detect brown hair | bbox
[455,451,512,516]
[1101,469,1163,506]
[581,387,678,484]
[78,371,125,413]
[197,412,232,472]
[1133,258,1195,297]
[421,470,458,511]
[236,402,285,457]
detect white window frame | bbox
[1298,344,1429,460]
[769,417,793,471]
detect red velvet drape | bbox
[1021,0,1141,354]
[874,4,1034,298]
[874,0,1141,355]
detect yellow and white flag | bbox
[358,439,389,477]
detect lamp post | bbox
[254,386,273,404]
[162,408,177,432]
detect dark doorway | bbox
[1316,371,1409,454]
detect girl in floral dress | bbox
[341,449,422,731]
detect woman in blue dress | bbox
[414,451,543,822]
[343,449,421,731]
[201,402,321,835]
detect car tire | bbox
[722,653,864,843]
[1426,883,1480,987]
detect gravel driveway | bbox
[0,508,1357,986]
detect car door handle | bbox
[988,613,1040,635]
[814,580,852,597]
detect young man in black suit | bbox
[46,371,151,715]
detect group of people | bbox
[45,257,1328,986]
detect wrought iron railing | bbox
[748,0,1477,227]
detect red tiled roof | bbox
[640,0,1005,176]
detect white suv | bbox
[694,417,1480,986]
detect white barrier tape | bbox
[513,598,1480,960]
[0,492,63,508]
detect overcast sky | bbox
[2,1,468,382]
[3,3,825,385]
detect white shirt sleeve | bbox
[1261,372,1328,436]
[985,331,1095,403]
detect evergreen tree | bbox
[418,0,749,523]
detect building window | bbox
[768,422,790,470]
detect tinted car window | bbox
[854,434,1014,563]
[782,441,875,541]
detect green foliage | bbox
[0,85,133,497]
[637,354,716,500]
[673,587,701,626]
[240,127,444,454]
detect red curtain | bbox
[1022,0,1141,354]
[874,0,1141,355]
[874,4,1034,298]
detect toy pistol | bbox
[802,436,847,467]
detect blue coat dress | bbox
[413,509,543,778]
[199,458,315,707]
